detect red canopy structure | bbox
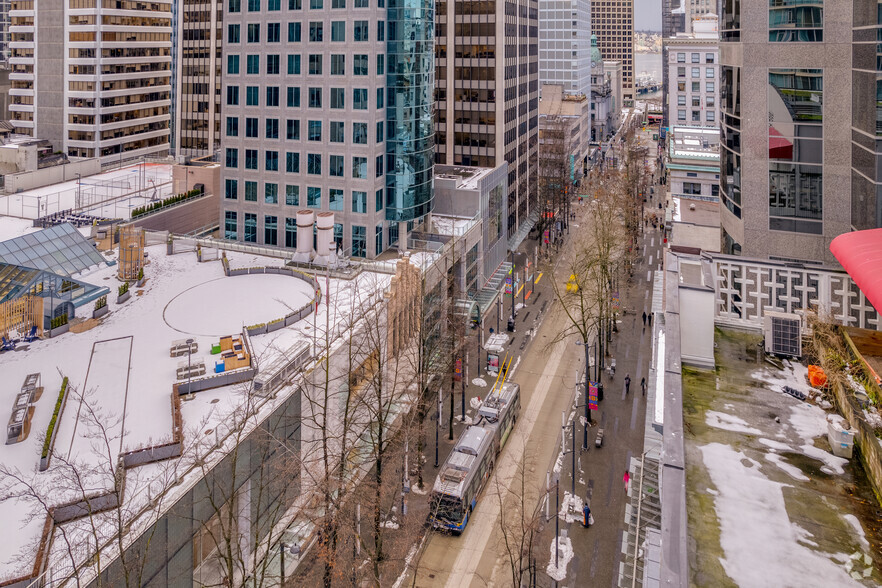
[830,228,882,314]
[768,127,793,160]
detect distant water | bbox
[635,52,663,82]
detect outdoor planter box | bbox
[117,291,131,304]
[266,320,285,333]
[92,306,109,319]
[48,323,69,338]
[246,324,267,336]
[136,278,146,288]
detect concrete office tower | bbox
[720,1,867,265]
[434,0,539,238]
[539,0,591,96]
[0,0,10,66]
[9,0,173,162]
[662,0,687,127]
[663,14,718,129]
[220,0,434,259]
[171,0,223,160]
[593,0,634,101]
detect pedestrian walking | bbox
[582,502,592,528]
[642,311,647,327]
[624,374,631,395]
[641,377,646,396]
[648,314,652,327]
[623,471,631,494]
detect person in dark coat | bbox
[624,374,631,395]
[642,311,647,327]
[641,377,647,396]
[582,502,591,527]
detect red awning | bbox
[769,127,793,160]
[830,228,882,314]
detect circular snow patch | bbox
[163,274,313,336]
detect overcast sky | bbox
[634,0,662,32]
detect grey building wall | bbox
[851,2,882,231]
[35,0,64,150]
[539,0,591,96]
[720,0,856,265]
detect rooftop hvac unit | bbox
[764,311,802,358]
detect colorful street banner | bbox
[589,382,598,402]
[589,402,599,411]
[612,292,620,311]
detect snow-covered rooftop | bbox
[0,241,391,582]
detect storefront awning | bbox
[830,228,882,314]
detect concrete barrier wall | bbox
[126,192,218,234]
[4,158,101,194]
[831,379,882,505]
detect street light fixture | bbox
[186,338,194,400]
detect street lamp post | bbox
[186,338,195,398]
[434,389,441,467]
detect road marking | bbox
[650,237,655,247]
[630,394,639,430]
[443,341,567,588]
[648,255,653,266]
[646,270,651,282]
[534,272,543,284]
[516,283,524,297]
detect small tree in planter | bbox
[93,295,109,318]
[118,282,129,297]
[136,267,145,287]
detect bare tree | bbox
[538,113,576,257]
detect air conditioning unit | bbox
[764,311,802,358]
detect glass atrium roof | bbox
[0,262,108,305]
[0,223,106,276]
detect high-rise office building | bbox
[434,0,539,237]
[539,0,590,96]
[220,0,434,258]
[719,0,869,265]
[0,0,10,66]
[851,1,882,231]
[9,0,173,162]
[663,15,718,129]
[171,0,223,160]
[592,0,634,101]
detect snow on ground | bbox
[0,215,39,241]
[0,242,392,581]
[545,536,574,581]
[699,442,863,588]
[750,359,809,392]
[558,491,583,524]
[471,377,487,387]
[0,163,172,220]
[763,453,809,482]
[789,403,848,475]
[843,514,871,553]
[705,410,761,435]
[163,274,312,336]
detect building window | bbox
[288,22,301,42]
[307,153,321,174]
[376,54,384,75]
[375,154,383,177]
[376,121,384,142]
[329,154,344,176]
[285,218,297,247]
[229,0,241,12]
[226,117,239,137]
[247,55,260,74]
[352,156,367,178]
[705,67,714,79]
[266,151,280,171]
[288,54,301,75]
[310,0,322,8]
[307,186,321,207]
[330,121,344,142]
[677,94,686,106]
[226,148,238,168]
[677,66,685,78]
[683,182,702,195]
[247,23,260,43]
[329,188,344,210]
[289,0,301,8]
[246,86,259,105]
[309,54,322,75]
[706,81,715,93]
[266,118,279,139]
[376,188,383,211]
[308,120,322,141]
[352,122,367,144]
[245,117,258,138]
[225,178,238,199]
[287,86,301,107]
[352,190,367,213]
[353,88,367,110]
[692,81,700,92]
[331,54,345,75]
[330,88,345,109]
[706,110,716,122]
[353,21,368,41]
[706,96,715,107]
[692,95,700,107]
[268,0,280,9]
[706,53,714,64]
[331,21,345,42]
[309,21,323,42]
[227,55,240,74]
[265,216,278,245]
[691,53,699,63]
[225,211,238,240]
[244,213,257,243]
[332,0,344,7]
[245,149,258,169]
[287,119,300,140]
[224,210,239,241]
[309,87,322,108]
[691,67,700,78]
[352,225,366,257]
[677,109,686,121]
[677,53,685,63]
[375,223,383,254]
[248,0,260,10]
[265,183,278,204]
[267,55,280,75]
[245,180,258,201]
[770,0,822,42]
[227,86,239,105]
[353,54,368,76]
[286,152,300,173]
[377,20,384,41]
[376,87,384,108]
[691,110,700,122]
[286,185,300,206]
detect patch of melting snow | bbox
[764,453,809,482]
[759,438,792,451]
[843,514,870,553]
[558,491,583,524]
[545,536,574,582]
[698,442,863,587]
[471,377,488,387]
[705,410,762,435]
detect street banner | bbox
[612,292,620,311]
[589,383,598,402]
[589,402,599,411]
[454,357,462,382]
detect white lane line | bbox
[648,255,654,267]
[443,340,568,588]
[646,270,652,282]
[650,237,655,247]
